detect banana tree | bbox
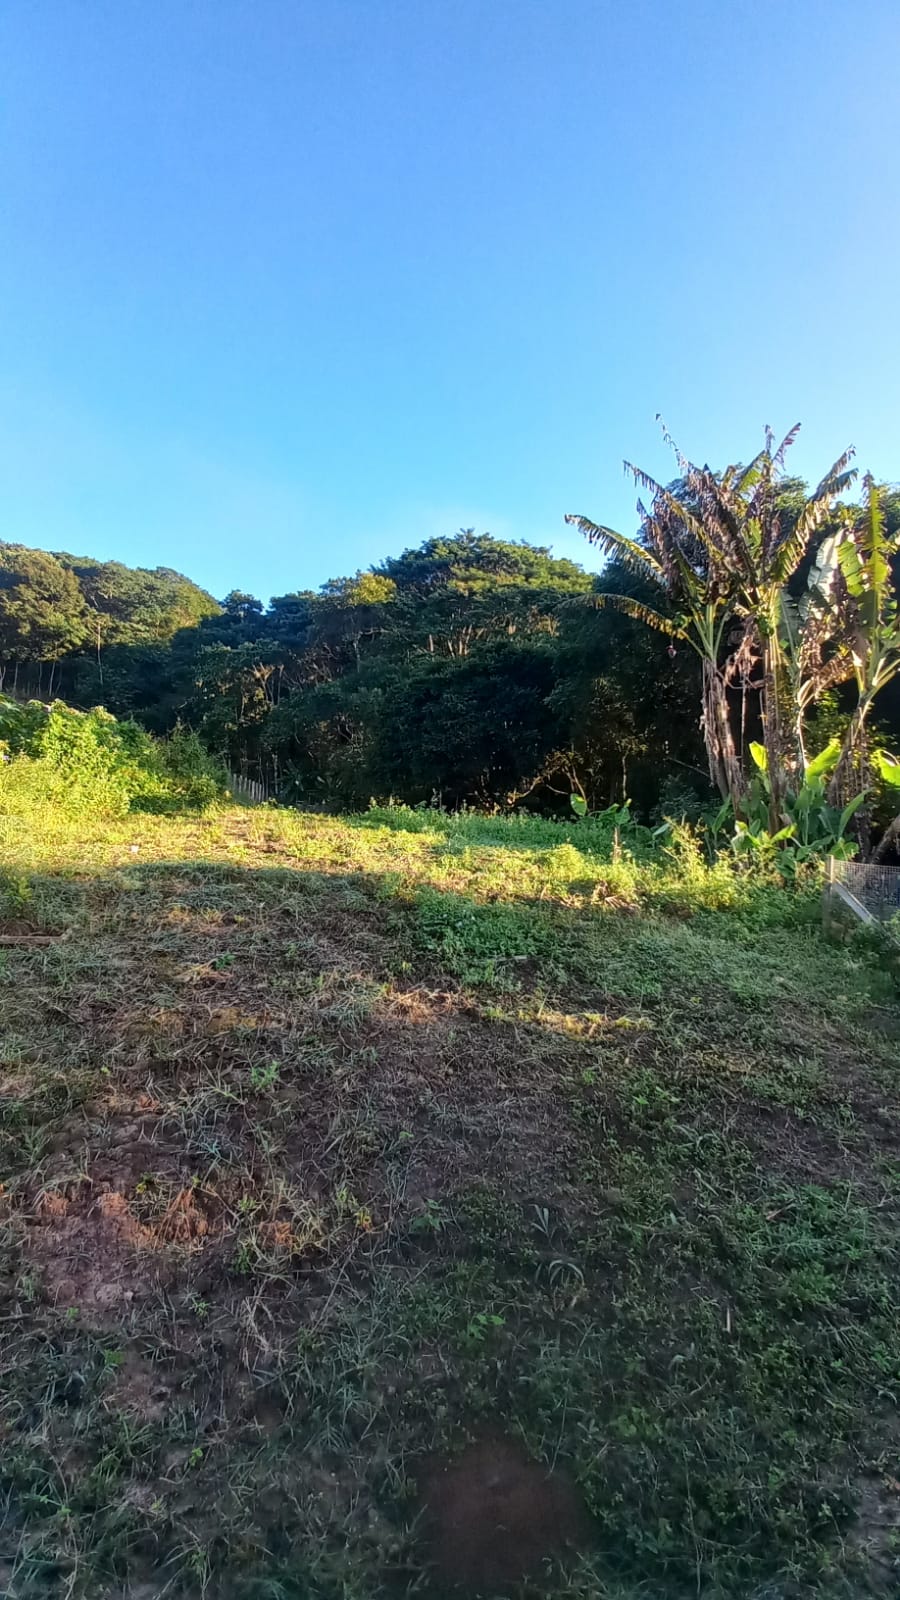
[566,425,855,820]
[827,476,900,805]
[776,527,854,773]
[565,478,742,806]
[718,431,855,823]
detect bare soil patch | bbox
[26,1185,179,1321]
[418,1435,588,1595]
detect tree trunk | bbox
[701,660,743,808]
[873,814,900,863]
[759,638,795,833]
[828,691,876,807]
[794,706,808,776]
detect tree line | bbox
[1,428,898,844]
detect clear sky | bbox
[1,0,898,603]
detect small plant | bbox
[548,1257,585,1295]
[570,794,630,828]
[0,867,33,919]
[409,1198,449,1235]
[463,1310,505,1345]
[249,1060,279,1092]
[532,1204,554,1242]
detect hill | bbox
[1,796,899,1597]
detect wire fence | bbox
[228,772,273,806]
[825,857,900,945]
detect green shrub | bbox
[0,697,225,817]
[135,725,225,813]
[0,865,33,920]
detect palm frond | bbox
[837,533,865,597]
[860,473,892,600]
[770,448,856,583]
[777,589,801,655]
[622,462,710,551]
[810,448,856,502]
[691,470,756,578]
[655,414,694,479]
[769,423,802,473]
[563,515,663,580]
[620,463,723,595]
[588,590,685,638]
[799,529,844,622]
[734,450,768,496]
[622,460,672,504]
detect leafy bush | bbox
[137,724,225,813]
[724,740,862,875]
[0,697,225,816]
[0,865,33,920]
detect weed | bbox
[409,1198,450,1235]
[248,1060,280,1092]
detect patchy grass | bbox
[1,800,899,1598]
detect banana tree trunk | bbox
[873,814,900,863]
[794,697,809,776]
[701,660,743,809]
[828,690,875,807]
[760,642,788,832]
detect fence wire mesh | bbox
[826,857,900,944]
[228,772,271,805]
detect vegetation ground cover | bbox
[1,793,899,1598]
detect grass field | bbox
[1,797,900,1599]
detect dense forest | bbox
[1,434,899,830]
[0,530,705,815]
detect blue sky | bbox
[1,0,898,603]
